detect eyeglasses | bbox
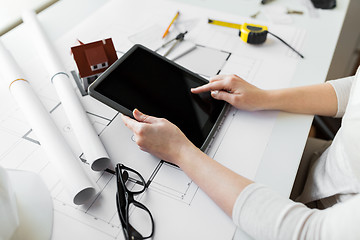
[115,163,154,240]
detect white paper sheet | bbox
[174,45,230,77]
[22,10,110,171]
[0,40,99,205]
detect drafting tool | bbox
[261,0,275,4]
[208,19,268,44]
[156,31,188,57]
[162,11,180,38]
[208,18,304,58]
[287,9,304,14]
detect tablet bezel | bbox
[88,44,228,151]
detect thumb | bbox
[133,109,156,123]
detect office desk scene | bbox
[0,0,358,239]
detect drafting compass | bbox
[156,31,188,57]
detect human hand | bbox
[121,109,196,165]
[191,74,268,111]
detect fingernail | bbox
[211,90,219,95]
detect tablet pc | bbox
[89,44,227,150]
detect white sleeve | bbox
[232,183,360,240]
[328,76,354,118]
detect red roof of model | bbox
[71,38,117,78]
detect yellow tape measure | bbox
[208,18,304,58]
[208,19,268,44]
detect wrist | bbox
[175,143,203,169]
[260,89,280,111]
[254,89,272,110]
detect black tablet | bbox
[89,44,227,150]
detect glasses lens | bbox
[124,169,146,193]
[128,201,154,239]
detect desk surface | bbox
[0,0,350,239]
[176,0,350,195]
[177,0,350,194]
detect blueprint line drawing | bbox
[0,42,255,239]
[0,43,247,240]
[0,42,258,239]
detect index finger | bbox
[121,114,142,132]
[190,80,227,94]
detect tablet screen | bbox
[89,45,226,149]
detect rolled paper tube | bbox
[22,10,110,171]
[0,40,99,205]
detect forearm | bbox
[177,145,253,217]
[262,83,338,116]
[192,75,339,116]
[121,110,253,215]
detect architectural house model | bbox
[71,38,118,92]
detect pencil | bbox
[162,11,180,38]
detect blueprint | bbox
[0,0,304,239]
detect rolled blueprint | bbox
[0,40,99,205]
[22,10,110,171]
